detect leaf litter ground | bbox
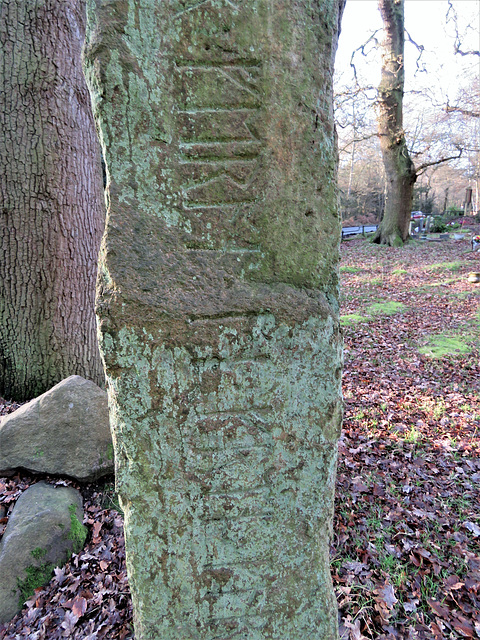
[336,234,479,639]
[0,234,479,639]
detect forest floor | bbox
[1,229,479,640]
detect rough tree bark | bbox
[85,0,345,637]
[0,0,105,401]
[373,0,416,246]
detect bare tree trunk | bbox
[373,0,416,246]
[347,103,357,200]
[0,0,105,401]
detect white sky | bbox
[335,0,480,100]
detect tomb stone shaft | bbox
[84,1,345,638]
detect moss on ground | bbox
[339,266,363,274]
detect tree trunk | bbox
[0,0,105,401]
[85,0,345,637]
[373,0,416,246]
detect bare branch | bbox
[339,133,379,153]
[404,30,426,73]
[349,30,381,84]
[416,147,464,175]
[446,0,480,57]
[445,103,480,119]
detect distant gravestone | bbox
[85,1,344,638]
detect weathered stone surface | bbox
[0,376,113,481]
[0,482,86,624]
[85,1,344,638]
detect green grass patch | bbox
[419,278,458,290]
[427,261,464,273]
[339,265,363,274]
[340,313,369,326]
[366,301,406,316]
[392,268,408,275]
[404,427,422,443]
[353,274,383,286]
[419,333,473,358]
[341,301,406,326]
[452,290,480,299]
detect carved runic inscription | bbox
[175,61,263,210]
[174,0,240,16]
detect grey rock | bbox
[0,375,113,482]
[0,481,86,624]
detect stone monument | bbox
[85,1,344,637]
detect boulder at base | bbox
[0,481,86,624]
[0,375,113,481]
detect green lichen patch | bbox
[68,504,87,553]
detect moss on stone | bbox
[16,562,55,606]
[68,504,87,553]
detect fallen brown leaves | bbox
[0,477,133,639]
[336,234,480,639]
[1,232,479,639]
